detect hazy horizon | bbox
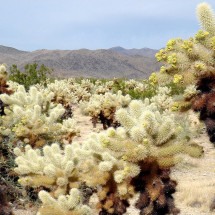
[0,44,160,52]
[1,0,215,51]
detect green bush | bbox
[9,63,53,90]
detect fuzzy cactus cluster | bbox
[0,64,13,95]
[79,100,202,214]
[150,86,174,111]
[80,91,131,129]
[183,85,200,100]
[111,78,156,100]
[37,80,76,120]
[154,3,215,144]
[66,80,92,102]
[1,98,201,211]
[42,79,78,105]
[155,4,215,85]
[0,64,13,116]
[93,80,113,94]
[170,85,199,112]
[14,98,204,214]
[7,80,21,92]
[14,143,84,197]
[43,79,114,104]
[0,85,79,146]
[37,79,90,103]
[11,92,206,215]
[86,99,202,169]
[120,79,146,93]
[38,79,92,104]
[37,189,92,215]
[13,141,96,214]
[1,3,212,215]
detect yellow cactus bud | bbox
[173,74,183,84]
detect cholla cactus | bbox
[70,79,93,102]
[14,143,82,197]
[155,12,215,82]
[170,85,199,112]
[0,64,13,117]
[155,35,215,81]
[38,78,93,105]
[83,99,202,172]
[124,79,142,89]
[0,64,13,94]
[0,85,79,146]
[14,142,94,214]
[78,79,94,90]
[93,80,114,94]
[38,80,77,120]
[37,188,92,215]
[183,84,200,100]
[77,99,203,214]
[123,79,146,93]
[148,72,158,85]
[150,86,174,110]
[14,98,203,214]
[7,80,20,92]
[80,91,131,129]
[155,3,215,144]
[197,2,215,36]
[44,80,78,105]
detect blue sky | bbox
[1,0,215,51]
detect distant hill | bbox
[109,46,158,58]
[0,45,161,79]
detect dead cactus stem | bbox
[131,160,179,215]
[97,159,179,215]
[192,75,215,143]
[0,185,14,215]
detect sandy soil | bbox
[13,107,215,215]
[171,132,215,215]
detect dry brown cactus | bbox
[0,184,14,215]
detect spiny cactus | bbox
[155,2,215,144]
[37,189,93,215]
[14,141,97,214]
[156,35,215,82]
[14,143,83,198]
[0,85,79,146]
[77,99,203,214]
[0,65,23,211]
[197,2,215,36]
[14,97,203,214]
[0,64,13,117]
[80,91,131,129]
[44,79,78,105]
[0,64,13,96]
[150,86,174,111]
[183,85,200,101]
[170,85,199,112]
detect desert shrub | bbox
[9,63,53,90]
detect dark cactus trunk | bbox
[192,76,215,144]
[0,185,14,215]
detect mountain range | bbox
[0,45,161,79]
